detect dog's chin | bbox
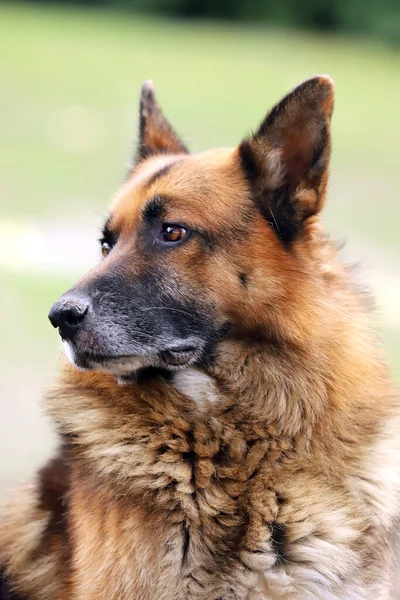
[62,340,202,377]
[63,343,150,375]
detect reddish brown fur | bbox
[1,77,399,600]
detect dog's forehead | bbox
[109,148,250,232]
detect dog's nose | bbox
[48,297,90,340]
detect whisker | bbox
[140,306,194,318]
[124,329,156,339]
[268,206,280,233]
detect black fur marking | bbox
[37,455,70,559]
[239,355,250,375]
[262,187,303,245]
[142,195,166,222]
[137,366,172,384]
[182,526,190,565]
[239,272,247,286]
[239,142,302,246]
[158,444,169,456]
[238,139,260,185]
[309,121,328,176]
[102,215,113,235]
[199,321,232,370]
[276,492,286,506]
[145,163,175,189]
[0,572,25,600]
[182,450,197,467]
[213,446,231,467]
[270,522,287,564]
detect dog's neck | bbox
[46,310,387,531]
[45,348,295,537]
[206,335,329,436]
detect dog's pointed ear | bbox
[239,76,334,243]
[135,80,189,163]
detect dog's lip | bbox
[165,343,198,354]
[70,348,198,368]
[159,343,199,366]
[74,351,136,363]
[68,349,152,374]
[68,349,148,371]
[66,339,202,370]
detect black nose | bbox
[48,296,90,340]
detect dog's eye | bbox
[161,225,188,243]
[99,225,117,258]
[101,241,111,257]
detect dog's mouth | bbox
[159,343,200,367]
[63,340,202,375]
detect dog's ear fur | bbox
[135,80,188,163]
[239,75,334,244]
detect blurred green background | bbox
[0,0,399,592]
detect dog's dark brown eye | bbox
[101,242,111,257]
[162,225,187,243]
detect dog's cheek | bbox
[198,232,285,327]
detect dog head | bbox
[49,77,334,376]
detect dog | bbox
[1,76,399,600]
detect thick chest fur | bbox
[68,456,390,600]
[43,369,400,600]
[2,380,399,600]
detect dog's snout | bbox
[48,296,90,340]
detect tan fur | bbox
[1,77,399,599]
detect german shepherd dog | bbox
[1,76,399,600]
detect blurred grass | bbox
[0,2,399,500]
